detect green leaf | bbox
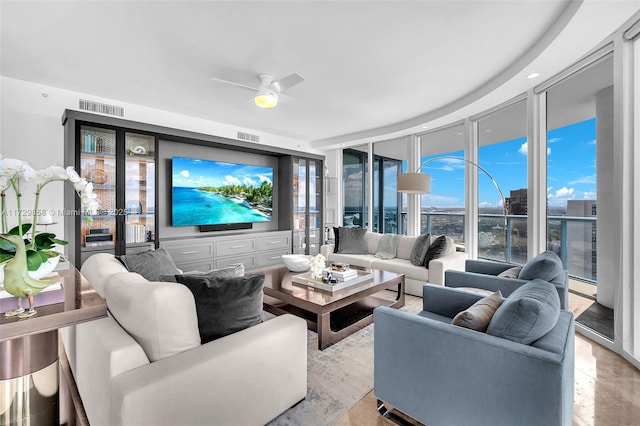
[50,238,69,246]
[0,239,16,252]
[7,224,32,236]
[26,250,47,271]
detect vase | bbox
[0,255,60,284]
[310,267,323,281]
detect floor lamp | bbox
[397,155,508,244]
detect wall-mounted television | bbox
[171,156,273,227]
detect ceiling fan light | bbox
[254,89,278,108]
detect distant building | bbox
[505,188,528,215]
[567,200,597,281]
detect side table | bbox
[0,265,107,425]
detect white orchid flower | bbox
[65,166,82,183]
[0,158,36,180]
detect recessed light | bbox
[527,72,541,79]
[41,93,49,98]
[485,129,492,133]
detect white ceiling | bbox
[1,1,638,149]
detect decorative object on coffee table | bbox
[281,254,312,272]
[309,253,326,280]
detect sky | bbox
[414,118,597,210]
[172,156,273,188]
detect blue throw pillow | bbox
[487,279,561,344]
[518,250,563,282]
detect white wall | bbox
[0,77,324,242]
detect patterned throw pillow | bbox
[424,235,455,267]
[409,233,431,266]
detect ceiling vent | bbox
[237,131,260,143]
[79,99,124,117]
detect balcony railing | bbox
[398,212,597,283]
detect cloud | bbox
[568,174,596,185]
[258,175,272,184]
[423,157,465,172]
[224,175,241,185]
[550,186,575,199]
[583,191,596,199]
[587,139,597,145]
[243,177,256,186]
[518,142,551,156]
[180,170,189,178]
[546,186,578,206]
[548,137,562,143]
[518,142,528,155]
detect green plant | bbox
[0,156,98,271]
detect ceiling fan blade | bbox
[209,77,258,92]
[274,73,305,92]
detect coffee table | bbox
[248,264,405,350]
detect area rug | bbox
[267,294,423,426]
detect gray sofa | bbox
[61,253,307,426]
[374,283,575,426]
[320,232,467,296]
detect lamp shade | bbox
[397,173,431,194]
[254,88,278,108]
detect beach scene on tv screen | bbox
[172,157,273,226]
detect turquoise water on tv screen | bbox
[172,187,271,226]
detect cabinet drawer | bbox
[164,242,213,263]
[215,238,256,256]
[176,259,215,273]
[258,248,291,267]
[257,234,291,251]
[215,255,256,269]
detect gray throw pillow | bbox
[518,250,564,282]
[375,234,401,259]
[487,279,561,344]
[176,274,265,343]
[119,247,180,282]
[336,227,368,254]
[452,291,503,332]
[498,266,523,279]
[159,263,245,282]
[423,235,454,267]
[409,233,431,266]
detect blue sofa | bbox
[374,283,574,426]
[445,253,569,309]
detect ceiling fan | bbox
[209,73,305,109]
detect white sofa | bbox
[61,253,307,426]
[321,233,467,296]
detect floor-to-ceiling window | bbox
[477,100,528,263]
[545,53,612,340]
[342,146,401,233]
[343,148,367,228]
[418,124,465,243]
